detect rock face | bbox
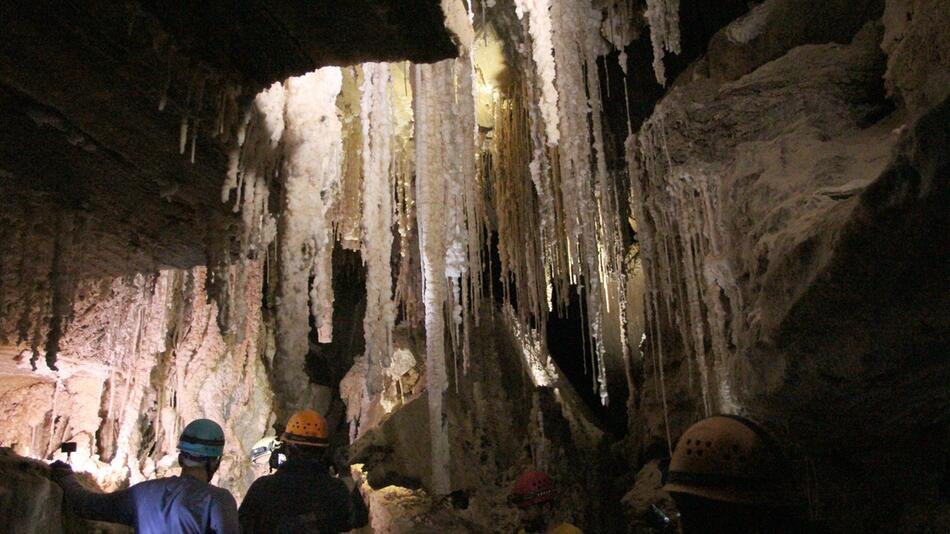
[0,255,275,500]
[0,449,131,533]
[347,308,620,533]
[626,1,949,530]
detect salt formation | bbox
[602,0,638,73]
[337,67,365,249]
[490,0,642,406]
[0,261,275,500]
[390,64,423,327]
[276,68,344,411]
[221,81,284,253]
[513,0,560,146]
[488,83,550,338]
[360,63,396,395]
[412,59,456,496]
[214,0,648,489]
[644,0,681,85]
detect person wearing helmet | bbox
[50,418,239,533]
[238,409,368,533]
[662,415,807,533]
[509,470,583,534]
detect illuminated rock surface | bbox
[0,0,947,532]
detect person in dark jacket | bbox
[50,418,239,534]
[239,409,369,533]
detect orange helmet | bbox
[281,410,329,447]
[663,415,792,505]
[510,470,558,508]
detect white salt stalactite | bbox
[645,0,682,86]
[391,63,422,327]
[360,63,396,396]
[275,68,344,412]
[461,54,483,368]
[513,0,560,146]
[442,53,480,371]
[337,66,365,250]
[550,0,611,405]
[221,82,285,253]
[522,59,558,291]
[412,60,455,495]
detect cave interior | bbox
[0,0,948,532]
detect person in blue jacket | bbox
[51,418,239,534]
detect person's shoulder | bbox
[243,472,277,499]
[209,484,237,506]
[130,476,175,492]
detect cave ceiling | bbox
[0,1,457,273]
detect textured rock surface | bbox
[0,449,131,533]
[0,249,276,500]
[704,0,884,82]
[881,0,950,116]
[627,3,949,530]
[348,308,620,533]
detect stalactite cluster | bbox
[219,0,681,492]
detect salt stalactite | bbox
[337,66,365,250]
[412,59,455,495]
[522,58,559,306]
[602,0,638,74]
[627,95,747,421]
[391,63,423,327]
[489,83,548,346]
[275,68,344,412]
[360,63,395,396]
[441,53,481,371]
[644,0,682,86]
[513,0,560,146]
[550,0,611,404]
[460,54,484,370]
[221,81,285,253]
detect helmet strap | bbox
[203,457,217,483]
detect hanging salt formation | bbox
[360,63,395,396]
[221,81,284,253]
[337,67,365,250]
[602,0,637,74]
[489,82,548,340]
[412,60,451,495]
[390,63,423,326]
[627,100,743,420]
[645,0,682,86]
[513,0,559,146]
[412,53,481,494]
[550,0,612,404]
[275,68,344,410]
[492,0,638,405]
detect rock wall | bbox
[345,307,623,533]
[625,0,949,530]
[0,198,277,500]
[0,449,131,534]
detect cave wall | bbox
[344,306,621,533]
[0,207,275,498]
[624,0,949,530]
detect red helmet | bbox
[510,470,557,508]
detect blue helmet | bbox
[178,419,225,458]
